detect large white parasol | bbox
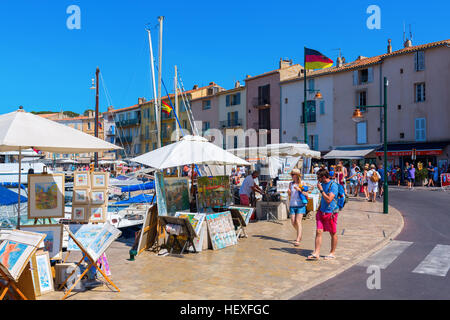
[0,107,122,227]
[131,135,250,169]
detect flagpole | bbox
[303,47,308,144]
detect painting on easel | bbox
[28,174,65,219]
[0,230,45,282]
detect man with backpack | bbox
[367,164,381,202]
[307,168,342,261]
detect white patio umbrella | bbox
[0,108,122,227]
[131,135,250,169]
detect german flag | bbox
[305,48,333,70]
[161,100,173,115]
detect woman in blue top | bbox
[288,168,309,247]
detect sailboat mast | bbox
[157,16,164,148]
[146,27,160,149]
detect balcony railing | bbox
[115,118,141,127]
[220,119,243,128]
[252,121,271,130]
[252,97,271,108]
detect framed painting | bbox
[197,176,231,213]
[85,223,122,262]
[164,177,190,215]
[72,205,88,222]
[33,251,54,295]
[155,172,167,216]
[89,205,107,223]
[20,225,63,260]
[73,171,90,188]
[73,189,89,204]
[67,224,104,252]
[91,172,109,189]
[205,211,237,250]
[90,190,107,205]
[27,174,65,219]
[0,230,45,282]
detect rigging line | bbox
[99,71,113,108]
[177,76,199,136]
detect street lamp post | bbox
[352,76,389,213]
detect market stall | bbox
[130,135,251,254]
[227,143,321,219]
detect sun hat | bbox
[290,168,301,177]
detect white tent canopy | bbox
[323,148,375,160]
[227,143,321,159]
[0,109,121,153]
[131,135,250,169]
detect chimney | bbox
[209,82,215,86]
[279,58,292,69]
[107,106,114,112]
[246,75,251,78]
[138,97,146,104]
[404,39,412,48]
[336,56,343,68]
[387,39,392,53]
[193,84,199,90]
[235,80,241,88]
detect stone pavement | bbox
[40,197,404,300]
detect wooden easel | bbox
[33,218,52,225]
[58,228,119,300]
[0,268,28,300]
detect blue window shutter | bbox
[236,93,240,105]
[320,101,325,115]
[368,67,373,83]
[226,95,230,106]
[353,71,358,85]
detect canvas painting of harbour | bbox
[164,177,190,215]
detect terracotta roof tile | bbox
[282,39,450,83]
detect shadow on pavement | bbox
[270,247,313,257]
[252,234,292,244]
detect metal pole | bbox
[95,67,99,168]
[157,16,164,148]
[303,47,308,144]
[17,147,22,229]
[175,65,179,142]
[383,77,389,214]
[147,28,160,149]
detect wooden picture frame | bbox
[32,251,54,295]
[71,205,88,222]
[73,189,89,205]
[20,225,63,261]
[90,190,107,205]
[27,174,65,219]
[73,171,90,188]
[89,205,107,223]
[91,172,109,189]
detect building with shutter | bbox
[280,39,450,172]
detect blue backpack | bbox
[326,182,346,211]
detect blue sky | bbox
[0,0,448,115]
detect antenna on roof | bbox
[409,24,413,41]
[403,21,406,43]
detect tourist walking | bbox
[348,162,359,196]
[367,164,381,202]
[408,164,416,189]
[307,168,339,261]
[377,164,384,197]
[362,164,370,200]
[239,171,264,206]
[427,162,435,187]
[287,169,309,247]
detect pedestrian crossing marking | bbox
[358,240,413,269]
[412,244,450,277]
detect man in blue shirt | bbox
[307,168,339,261]
[377,164,384,197]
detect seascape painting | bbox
[28,174,65,219]
[35,253,53,294]
[67,224,104,251]
[21,225,63,260]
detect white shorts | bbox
[368,184,378,193]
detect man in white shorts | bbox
[366,164,380,202]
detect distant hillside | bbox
[31,111,80,117]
